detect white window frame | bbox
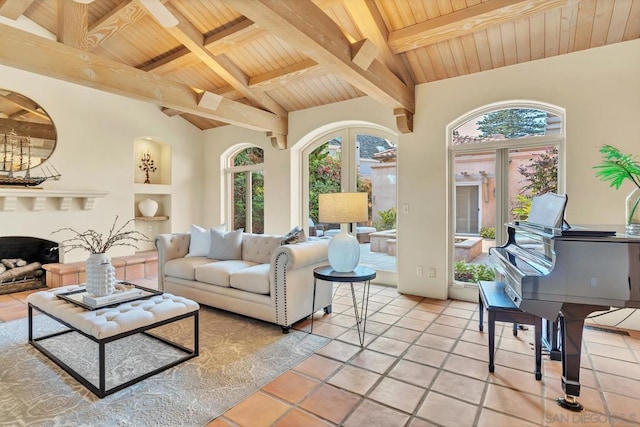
[447,101,566,288]
[223,144,264,233]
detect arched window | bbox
[301,126,398,276]
[225,145,264,234]
[448,102,565,285]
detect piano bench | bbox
[478,281,542,381]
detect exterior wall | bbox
[371,162,396,225]
[453,148,549,231]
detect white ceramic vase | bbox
[85,253,116,297]
[138,198,159,217]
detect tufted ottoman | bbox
[27,285,199,398]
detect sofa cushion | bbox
[195,260,256,287]
[165,257,213,280]
[209,228,243,260]
[230,263,271,294]
[187,224,225,257]
[242,233,283,264]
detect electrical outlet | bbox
[428,268,436,278]
[416,266,423,276]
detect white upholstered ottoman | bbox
[27,285,199,398]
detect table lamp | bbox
[319,192,368,272]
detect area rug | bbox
[0,307,329,427]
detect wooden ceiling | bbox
[0,0,638,147]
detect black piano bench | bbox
[478,281,543,381]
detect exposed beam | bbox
[248,59,320,91]
[0,117,56,140]
[342,0,414,86]
[57,0,87,49]
[205,18,267,55]
[0,0,33,20]
[227,0,414,113]
[160,107,182,116]
[197,91,224,111]
[140,2,288,119]
[140,18,265,74]
[86,0,146,50]
[141,48,199,73]
[388,0,575,53]
[351,39,378,71]
[0,23,287,134]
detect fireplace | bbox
[0,236,59,294]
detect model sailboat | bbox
[0,130,60,187]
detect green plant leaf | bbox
[594,145,640,190]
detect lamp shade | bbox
[318,192,368,272]
[318,192,368,224]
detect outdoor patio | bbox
[359,243,396,272]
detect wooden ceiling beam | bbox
[86,0,146,50]
[57,0,87,49]
[248,59,320,91]
[205,18,267,55]
[343,0,414,87]
[141,2,288,119]
[0,0,33,20]
[389,0,575,53]
[140,48,199,73]
[0,23,287,134]
[227,0,414,113]
[140,18,265,74]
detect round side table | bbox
[312,265,376,347]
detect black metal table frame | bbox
[28,303,199,398]
[312,266,376,347]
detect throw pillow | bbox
[209,228,243,260]
[281,226,307,245]
[187,223,225,257]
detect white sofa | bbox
[155,232,333,332]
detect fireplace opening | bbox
[0,236,59,294]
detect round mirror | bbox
[0,89,57,184]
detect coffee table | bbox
[27,285,199,398]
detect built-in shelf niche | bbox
[133,137,171,185]
[134,193,171,251]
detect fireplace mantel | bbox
[0,189,109,211]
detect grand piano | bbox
[489,193,640,411]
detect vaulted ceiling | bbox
[0,0,638,148]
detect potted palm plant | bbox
[594,145,640,235]
[52,216,150,296]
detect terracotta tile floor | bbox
[4,281,640,426]
[208,283,640,427]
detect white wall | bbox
[0,65,203,262]
[399,38,640,299]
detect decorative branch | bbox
[139,150,157,184]
[52,216,151,254]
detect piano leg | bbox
[556,303,608,412]
[543,318,562,361]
